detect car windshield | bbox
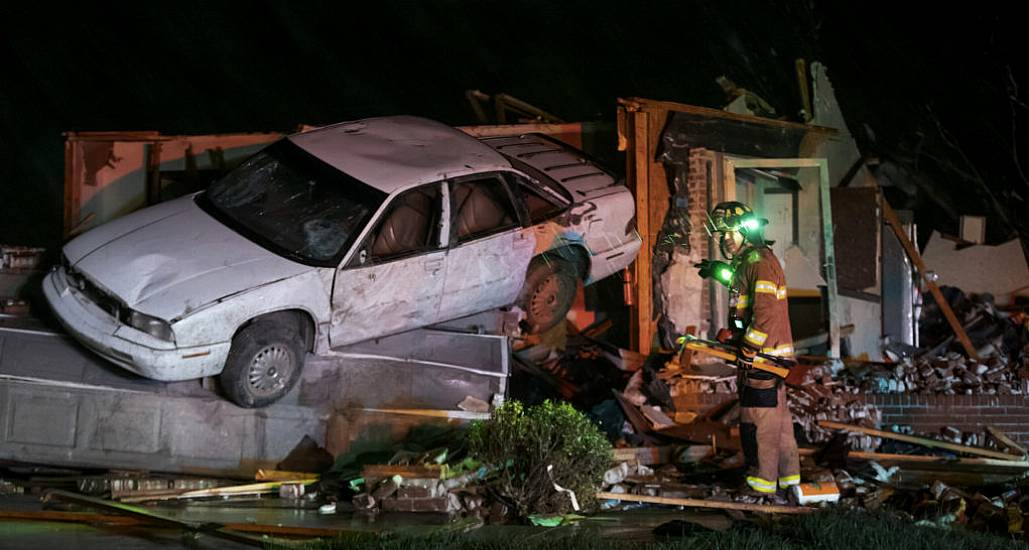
[201,139,386,266]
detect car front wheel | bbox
[220,320,304,408]
[517,255,580,334]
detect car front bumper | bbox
[43,269,230,381]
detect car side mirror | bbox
[358,248,368,266]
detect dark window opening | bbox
[367,184,442,262]
[450,177,518,242]
[504,173,565,224]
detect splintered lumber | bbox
[596,492,814,514]
[255,469,319,481]
[611,446,674,465]
[119,479,317,502]
[986,426,1028,456]
[846,451,1029,469]
[357,407,490,420]
[881,200,978,359]
[362,464,444,479]
[818,420,1022,461]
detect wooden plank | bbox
[255,469,319,481]
[611,446,674,465]
[596,491,815,514]
[818,420,1021,461]
[986,426,1028,456]
[726,158,825,169]
[356,407,490,420]
[362,464,443,480]
[118,479,317,502]
[881,199,979,359]
[846,451,1029,469]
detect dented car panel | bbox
[45,116,640,384]
[65,195,318,321]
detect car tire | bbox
[220,320,305,408]
[517,255,580,334]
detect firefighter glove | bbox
[695,260,734,287]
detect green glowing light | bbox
[718,267,733,282]
[741,218,760,231]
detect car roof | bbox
[288,116,512,194]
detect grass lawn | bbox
[271,509,1028,550]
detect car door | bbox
[437,174,535,322]
[329,182,448,347]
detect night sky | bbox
[1,2,1025,251]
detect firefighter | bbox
[696,201,800,496]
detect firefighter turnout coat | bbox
[728,245,801,494]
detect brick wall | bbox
[686,148,714,334]
[672,391,1029,449]
[866,394,1029,448]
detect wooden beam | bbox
[632,109,653,352]
[986,426,1028,456]
[596,492,815,514]
[818,420,1021,461]
[356,407,490,420]
[618,97,837,135]
[880,199,979,359]
[845,450,1029,469]
[725,158,825,169]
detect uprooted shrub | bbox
[467,400,611,518]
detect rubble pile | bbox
[352,464,488,516]
[844,351,1028,396]
[789,362,882,451]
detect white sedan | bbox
[44,116,641,407]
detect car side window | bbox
[449,176,519,243]
[353,184,442,266]
[504,173,565,224]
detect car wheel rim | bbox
[247,345,293,398]
[529,274,565,325]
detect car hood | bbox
[65,195,316,321]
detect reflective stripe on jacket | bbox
[730,246,794,361]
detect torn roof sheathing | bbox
[921,231,1029,303]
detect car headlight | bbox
[126,310,174,342]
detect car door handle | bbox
[424,258,443,274]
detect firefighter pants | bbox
[739,380,800,493]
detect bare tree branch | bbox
[924,104,1015,231]
[1005,65,1029,187]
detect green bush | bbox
[467,400,612,518]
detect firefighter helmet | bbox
[705,201,767,237]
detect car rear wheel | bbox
[220,320,304,408]
[517,255,580,334]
